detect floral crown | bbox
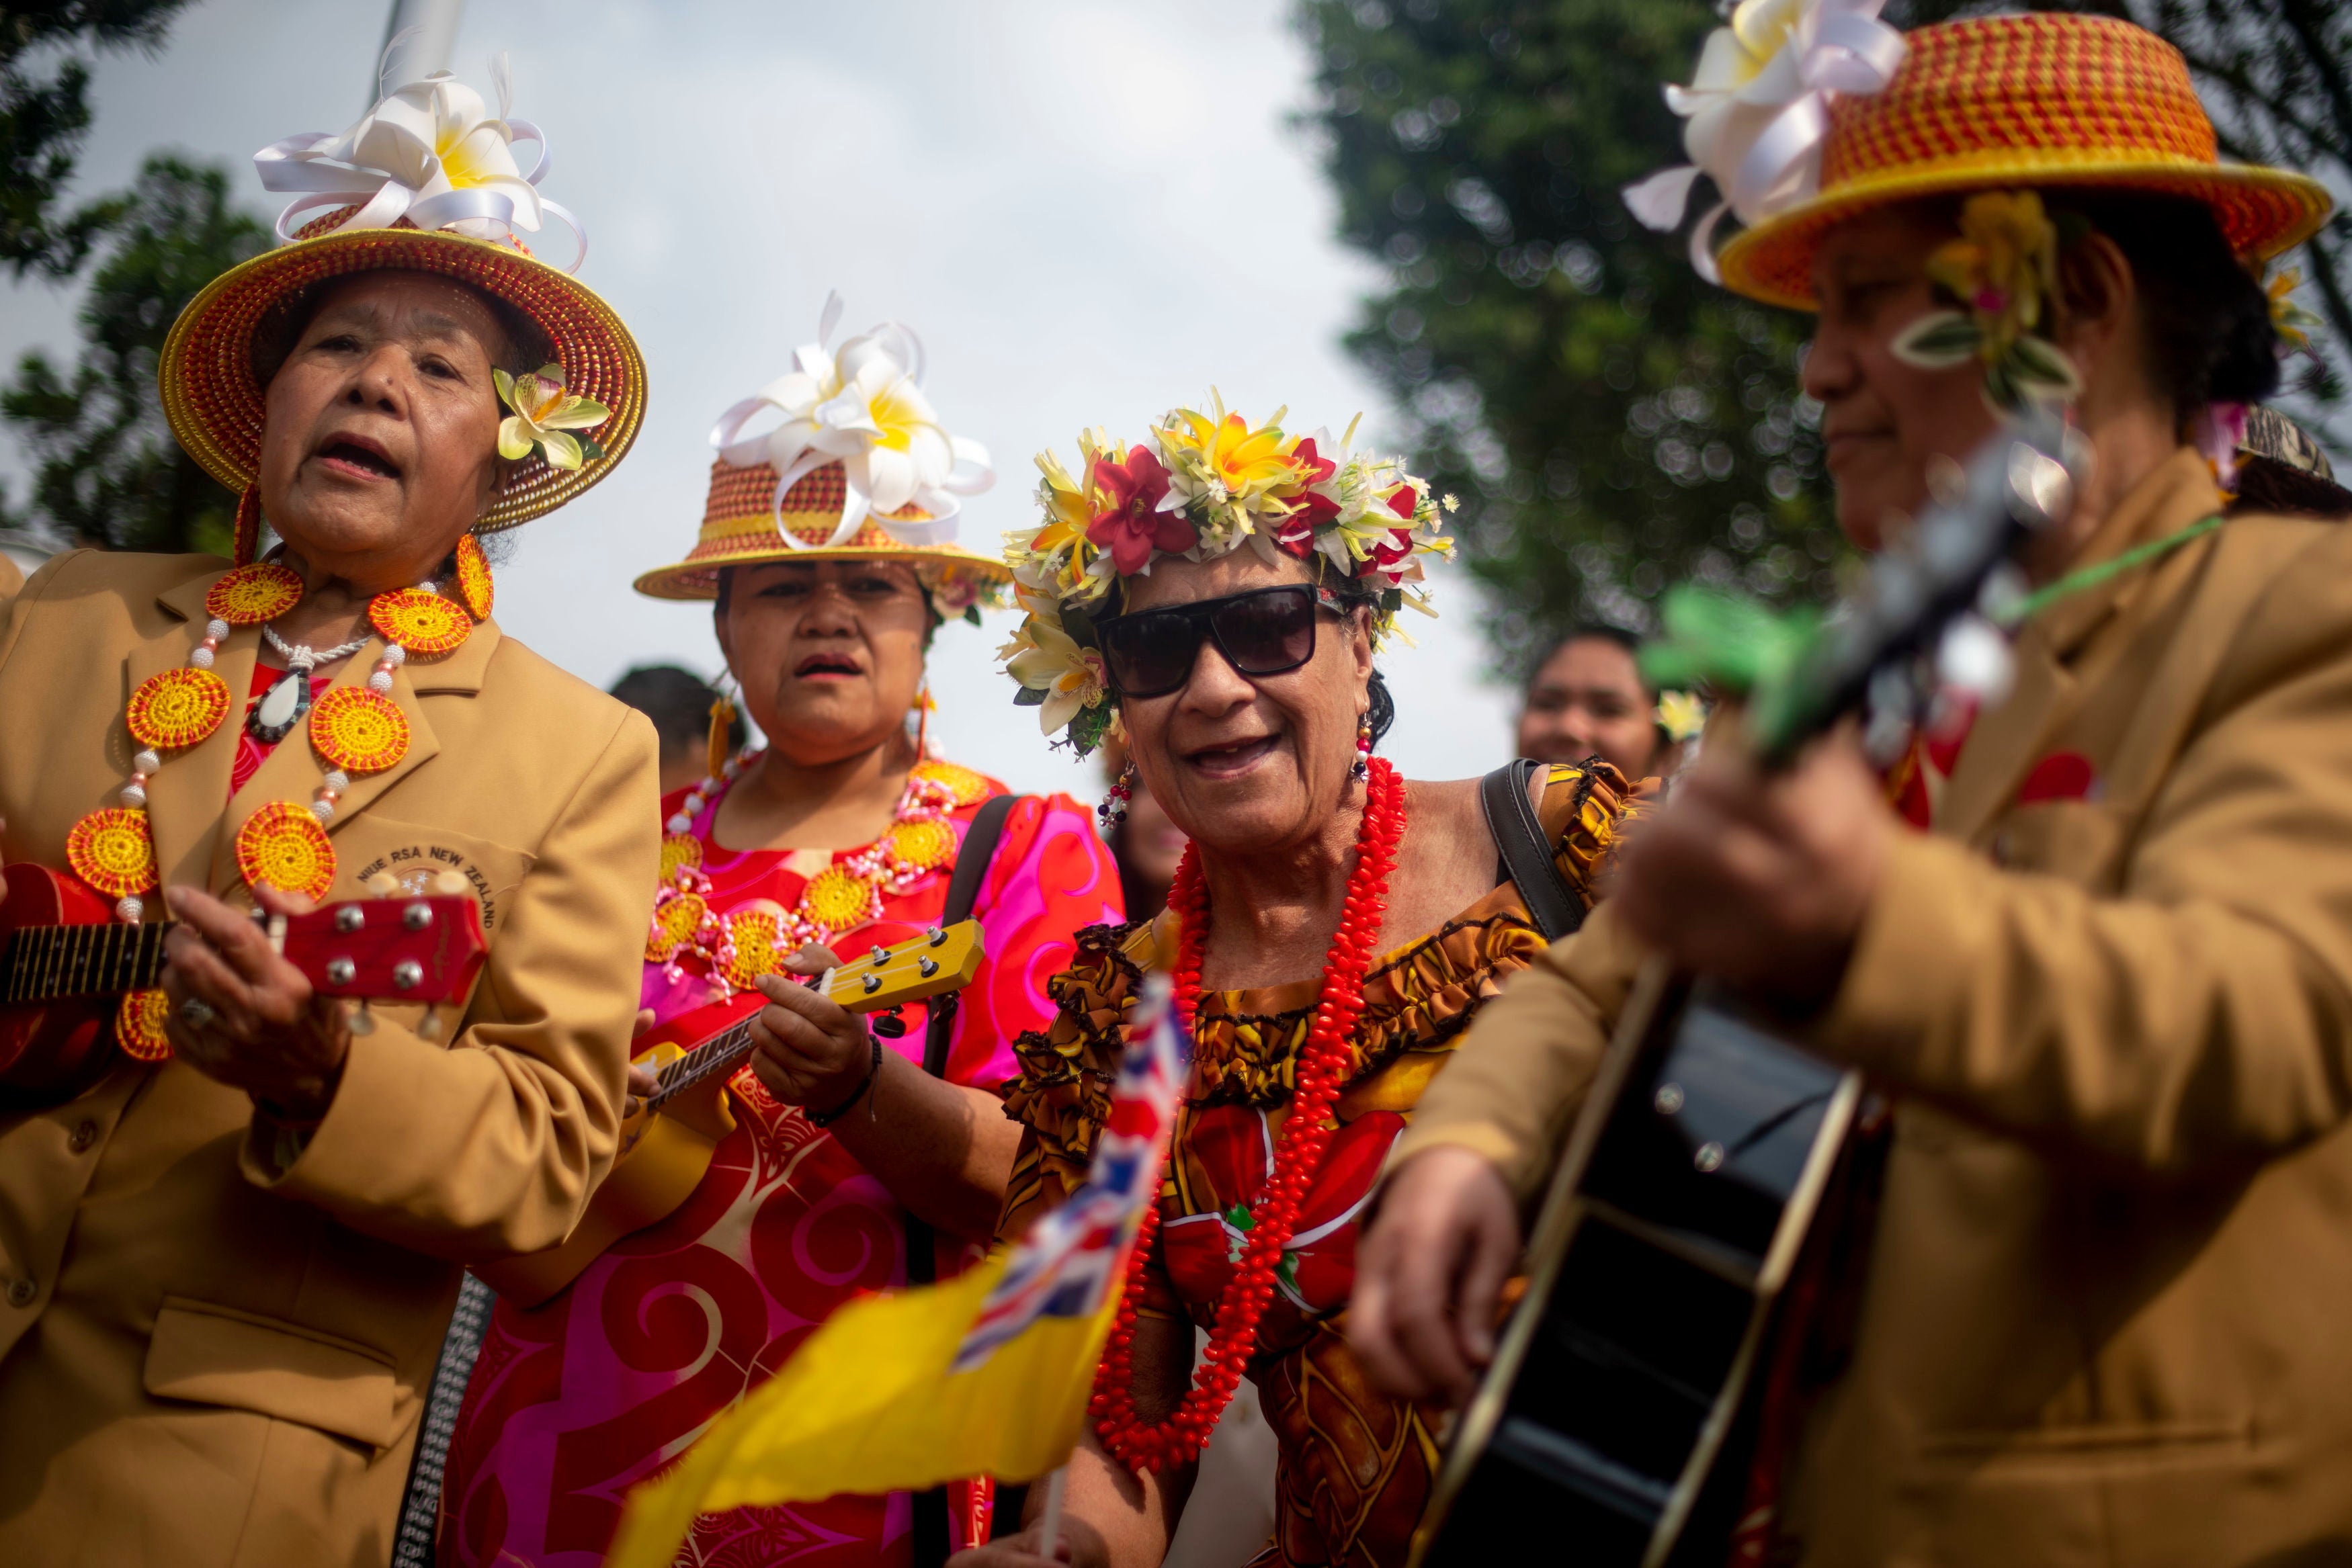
[999,394,1454,756]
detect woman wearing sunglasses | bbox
[961,405,1641,1568]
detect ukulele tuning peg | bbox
[870,1006,907,1039]
[417,1004,444,1042]
[347,999,376,1037]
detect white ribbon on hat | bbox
[710,291,995,550]
[1623,0,1906,279]
[255,52,587,271]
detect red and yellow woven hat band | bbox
[1714,13,2333,310]
[632,458,1012,602]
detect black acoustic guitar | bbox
[1411,410,2082,1568]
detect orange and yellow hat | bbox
[632,294,1008,609]
[158,58,646,539]
[1626,7,2331,312]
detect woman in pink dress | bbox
[439,308,1121,1567]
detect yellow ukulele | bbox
[476,920,984,1306]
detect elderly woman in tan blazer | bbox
[0,64,657,1566]
[1354,15,2352,1568]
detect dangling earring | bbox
[232,482,263,566]
[706,685,739,783]
[1351,711,1373,781]
[1099,759,1136,829]
[913,679,935,762]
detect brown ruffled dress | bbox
[999,763,1638,1568]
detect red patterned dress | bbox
[999,763,1638,1568]
[439,758,1121,1568]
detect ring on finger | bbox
[178,998,218,1030]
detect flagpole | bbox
[1036,1465,1068,1561]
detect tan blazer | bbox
[0,552,22,604]
[0,550,660,1567]
[1402,448,2352,1565]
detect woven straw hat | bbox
[632,458,1011,601]
[1716,13,2333,311]
[159,210,646,533]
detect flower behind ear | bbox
[495,363,612,470]
[1892,190,2082,415]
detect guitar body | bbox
[0,864,126,1107]
[1413,961,1860,1568]
[474,992,759,1309]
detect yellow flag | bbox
[607,1252,1117,1568]
[610,980,1189,1568]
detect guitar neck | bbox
[1,920,175,1005]
[644,1015,764,1111]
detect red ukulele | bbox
[0,862,489,1108]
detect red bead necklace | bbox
[1091,756,1407,1471]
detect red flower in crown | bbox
[1085,445,1195,574]
[1287,437,1342,530]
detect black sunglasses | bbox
[1095,584,1329,699]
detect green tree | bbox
[3,0,198,279]
[2,155,268,555]
[1293,0,1839,672]
[1890,0,2351,413]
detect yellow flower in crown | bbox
[1154,395,1301,550]
[1019,430,1116,601]
[495,363,612,470]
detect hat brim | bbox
[632,541,1013,602]
[1716,154,2334,310]
[159,226,647,531]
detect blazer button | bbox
[67,1120,98,1153]
[5,1277,34,1308]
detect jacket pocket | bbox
[326,815,536,937]
[141,1296,398,1449]
[1918,1418,2249,1464]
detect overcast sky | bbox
[1,0,1529,797]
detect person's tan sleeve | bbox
[239,708,663,1260]
[0,552,24,607]
[1389,902,1646,1205]
[1815,525,2352,1178]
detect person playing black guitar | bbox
[1353,13,2352,1566]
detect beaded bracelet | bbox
[808,1035,884,1128]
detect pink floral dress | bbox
[439,760,1121,1567]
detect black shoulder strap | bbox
[921,791,1019,1078]
[907,789,1019,1568]
[1480,759,1585,943]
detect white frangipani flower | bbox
[1622,0,1904,278]
[711,292,995,550]
[255,54,577,258]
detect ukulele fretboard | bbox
[645,1018,763,1111]
[1,920,173,1005]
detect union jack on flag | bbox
[952,975,1187,1373]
